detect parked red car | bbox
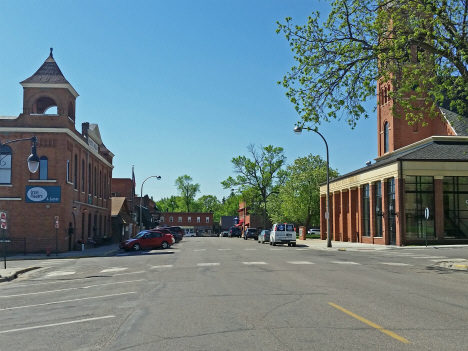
[119,230,174,251]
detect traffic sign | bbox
[1,222,6,230]
[0,212,6,221]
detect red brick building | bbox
[320,72,468,246]
[0,50,114,252]
[159,212,214,234]
[236,201,269,235]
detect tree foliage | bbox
[174,175,200,212]
[277,0,468,128]
[267,154,339,228]
[221,144,287,228]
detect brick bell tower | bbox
[20,48,79,123]
[376,51,455,158]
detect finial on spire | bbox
[50,48,53,58]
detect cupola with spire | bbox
[20,48,79,122]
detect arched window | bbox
[74,154,78,190]
[68,101,75,120]
[88,163,92,194]
[0,145,12,184]
[33,96,57,114]
[94,167,97,196]
[81,159,85,192]
[384,122,389,153]
[39,156,48,180]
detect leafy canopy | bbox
[268,154,339,228]
[174,175,200,212]
[221,144,287,228]
[277,0,468,128]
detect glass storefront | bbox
[443,177,468,239]
[363,184,370,236]
[405,176,435,238]
[375,182,383,237]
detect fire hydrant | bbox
[46,247,51,256]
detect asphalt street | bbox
[0,237,467,350]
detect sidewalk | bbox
[0,244,121,283]
[297,238,468,251]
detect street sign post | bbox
[1,211,7,269]
[55,216,59,256]
[425,207,429,247]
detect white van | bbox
[185,229,196,237]
[270,223,296,247]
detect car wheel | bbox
[161,241,169,249]
[133,243,141,251]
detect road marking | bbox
[287,261,314,265]
[0,292,137,311]
[411,256,446,259]
[0,315,115,334]
[45,271,75,277]
[100,268,128,273]
[243,262,267,265]
[197,263,220,266]
[379,262,413,266]
[194,249,206,251]
[148,250,175,254]
[245,249,257,250]
[112,271,145,276]
[331,261,361,265]
[150,265,174,269]
[0,279,145,298]
[218,249,231,251]
[431,258,466,262]
[329,303,410,344]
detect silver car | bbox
[258,230,270,244]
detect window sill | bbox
[0,184,13,187]
[67,181,74,185]
[0,197,21,200]
[28,179,57,183]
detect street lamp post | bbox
[0,136,40,173]
[293,126,332,248]
[0,136,40,269]
[139,175,161,231]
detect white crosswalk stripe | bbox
[100,268,128,273]
[379,262,413,266]
[45,271,76,277]
[150,265,174,269]
[331,261,361,265]
[197,263,220,267]
[243,262,267,265]
[287,261,314,265]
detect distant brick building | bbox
[0,50,114,252]
[159,212,214,234]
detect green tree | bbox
[221,144,287,228]
[277,0,468,128]
[174,175,200,212]
[268,155,339,228]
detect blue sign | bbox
[25,186,61,203]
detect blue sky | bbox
[0,0,376,201]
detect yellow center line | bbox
[329,302,410,344]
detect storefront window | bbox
[375,182,382,237]
[405,176,434,238]
[363,184,370,236]
[443,177,468,239]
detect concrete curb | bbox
[0,267,40,283]
[438,261,468,271]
